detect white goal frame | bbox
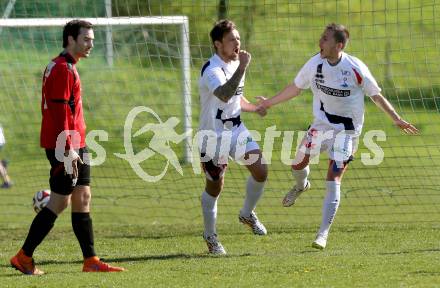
[0,16,192,163]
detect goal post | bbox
[0,16,192,163]
[0,2,439,228]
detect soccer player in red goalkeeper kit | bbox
[10,20,125,275]
[257,23,418,250]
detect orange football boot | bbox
[82,256,125,272]
[10,249,44,275]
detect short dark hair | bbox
[326,23,350,49]
[210,19,236,47]
[63,20,93,48]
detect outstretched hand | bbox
[255,96,269,116]
[255,105,267,117]
[394,118,419,134]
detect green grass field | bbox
[1,221,440,287]
[1,0,440,286]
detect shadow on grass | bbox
[102,227,319,241]
[0,252,255,272]
[379,248,440,255]
[407,270,440,276]
[100,252,255,263]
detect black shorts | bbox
[200,153,227,181]
[45,147,91,195]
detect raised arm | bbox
[370,94,419,134]
[213,50,250,102]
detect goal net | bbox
[0,1,438,231]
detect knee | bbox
[206,178,224,197]
[327,174,340,182]
[252,164,268,182]
[0,164,6,176]
[78,190,91,207]
[59,198,70,212]
[71,188,92,210]
[292,162,308,171]
[292,154,310,171]
[47,197,70,215]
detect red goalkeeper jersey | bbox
[40,52,86,150]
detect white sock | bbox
[240,176,265,217]
[201,191,218,237]
[292,166,310,189]
[317,181,341,237]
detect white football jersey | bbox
[199,53,244,133]
[295,52,381,135]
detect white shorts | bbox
[298,120,358,163]
[198,123,260,165]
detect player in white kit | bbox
[257,23,418,249]
[0,125,13,188]
[198,19,268,255]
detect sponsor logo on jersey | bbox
[341,70,351,76]
[340,70,350,87]
[316,83,351,97]
[341,77,349,87]
[238,136,253,146]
